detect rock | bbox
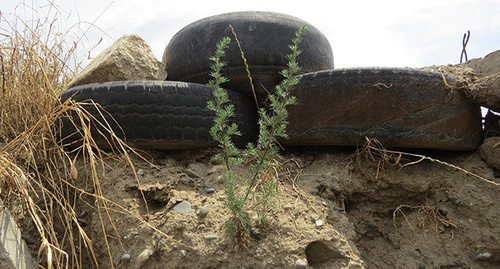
[207,165,223,175]
[185,169,200,178]
[466,49,500,77]
[120,253,131,263]
[295,259,309,268]
[479,137,500,170]
[470,250,492,261]
[315,219,324,227]
[173,201,194,214]
[204,187,215,193]
[188,163,208,177]
[204,234,218,240]
[68,34,167,88]
[135,247,153,268]
[198,205,210,218]
[179,249,188,258]
[137,169,145,177]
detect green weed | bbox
[207,25,306,246]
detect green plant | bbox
[207,25,306,245]
[207,37,251,244]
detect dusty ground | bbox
[45,143,500,268]
[5,50,500,268]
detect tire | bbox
[282,67,483,151]
[164,11,334,97]
[59,81,258,150]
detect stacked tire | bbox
[59,11,483,151]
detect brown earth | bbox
[37,143,500,268]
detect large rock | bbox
[68,34,167,88]
[466,49,500,77]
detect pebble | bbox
[207,165,223,175]
[315,219,324,227]
[204,187,215,193]
[470,250,492,260]
[199,205,210,218]
[120,253,131,263]
[295,259,309,268]
[136,248,153,267]
[188,163,208,177]
[185,168,200,178]
[137,169,144,176]
[323,172,333,180]
[179,250,188,257]
[204,234,218,240]
[173,201,194,214]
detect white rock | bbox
[295,259,309,268]
[68,34,167,88]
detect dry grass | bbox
[357,137,498,240]
[393,205,459,239]
[357,137,500,186]
[0,3,166,268]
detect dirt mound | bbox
[48,144,499,268]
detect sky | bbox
[2,0,500,69]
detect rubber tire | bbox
[59,81,259,150]
[282,67,483,151]
[164,11,334,97]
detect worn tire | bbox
[164,11,334,97]
[59,81,258,150]
[283,68,483,150]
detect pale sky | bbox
[2,0,500,69]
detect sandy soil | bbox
[59,144,500,268]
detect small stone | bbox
[295,258,309,268]
[205,187,215,193]
[470,250,492,260]
[179,250,188,257]
[204,234,218,240]
[188,163,208,177]
[323,172,333,180]
[199,205,210,218]
[136,248,153,267]
[120,253,131,262]
[185,168,200,178]
[315,219,324,227]
[137,169,145,176]
[173,201,194,214]
[207,165,223,175]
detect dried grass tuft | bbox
[0,3,178,268]
[357,137,500,186]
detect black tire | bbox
[59,81,258,150]
[283,67,483,151]
[164,11,334,97]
